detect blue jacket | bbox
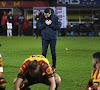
[38,13,61,40]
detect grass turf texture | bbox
[0,36,100,90]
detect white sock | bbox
[7,30,10,36]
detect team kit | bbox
[1,8,100,90]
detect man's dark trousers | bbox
[42,39,56,68]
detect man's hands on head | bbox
[45,20,52,25]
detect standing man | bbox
[14,55,61,90]
[7,10,13,37]
[14,12,19,36]
[38,8,61,71]
[35,10,42,38]
[17,11,24,36]
[1,11,7,36]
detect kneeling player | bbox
[14,55,61,90]
[0,54,6,90]
[87,52,100,90]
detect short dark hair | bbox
[28,60,39,71]
[9,10,12,12]
[93,52,100,61]
[44,8,51,14]
[48,8,54,13]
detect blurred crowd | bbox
[0,10,30,37]
[1,9,100,37]
[64,12,100,36]
[65,23,94,36]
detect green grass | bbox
[0,36,100,90]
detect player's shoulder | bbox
[91,68,97,75]
[52,14,59,18]
[92,68,97,72]
[23,55,49,64]
[29,55,48,61]
[23,55,34,63]
[29,55,44,59]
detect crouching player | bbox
[87,52,100,90]
[0,54,6,90]
[14,55,61,90]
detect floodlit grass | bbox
[0,36,100,90]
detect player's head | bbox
[4,11,6,15]
[28,60,39,74]
[19,11,23,15]
[44,8,51,18]
[37,10,40,14]
[93,52,100,68]
[8,10,12,15]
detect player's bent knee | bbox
[13,77,17,84]
[54,73,61,86]
[13,77,28,89]
[0,78,6,89]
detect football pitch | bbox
[0,36,100,90]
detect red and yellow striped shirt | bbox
[18,55,53,78]
[89,69,100,90]
[0,54,3,72]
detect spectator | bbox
[38,8,61,71]
[23,17,29,35]
[7,10,13,37]
[1,11,7,36]
[23,18,29,30]
[14,12,19,36]
[17,11,24,36]
[35,10,42,38]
